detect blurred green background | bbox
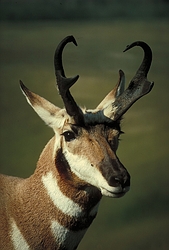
[0,1,169,249]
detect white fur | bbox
[11,218,30,250]
[63,150,122,197]
[51,220,87,250]
[41,172,83,217]
[32,105,69,129]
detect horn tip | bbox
[123,46,129,53]
[123,41,151,53]
[68,35,78,46]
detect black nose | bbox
[108,172,130,188]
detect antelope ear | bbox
[20,81,67,129]
[96,70,125,110]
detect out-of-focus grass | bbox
[0,20,169,249]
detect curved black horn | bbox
[54,35,84,124]
[105,41,154,121]
[123,41,152,81]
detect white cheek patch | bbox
[51,220,87,250]
[63,150,118,194]
[41,172,83,217]
[11,218,30,250]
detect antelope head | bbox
[20,36,153,198]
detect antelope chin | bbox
[101,186,130,198]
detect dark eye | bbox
[62,131,76,142]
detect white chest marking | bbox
[41,171,83,217]
[51,220,87,249]
[11,218,30,250]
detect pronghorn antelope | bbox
[0,36,153,250]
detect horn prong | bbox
[104,41,154,121]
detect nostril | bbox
[114,177,121,185]
[108,176,122,187]
[115,177,127,187]
[108,174,130,188]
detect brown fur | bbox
[0,136,102,249]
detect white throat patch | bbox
[41,171,83,217]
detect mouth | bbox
[101,186,130,198]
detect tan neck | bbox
[9,136,101,249]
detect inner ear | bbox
[96,70,125,110]
[20,81,70,129]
